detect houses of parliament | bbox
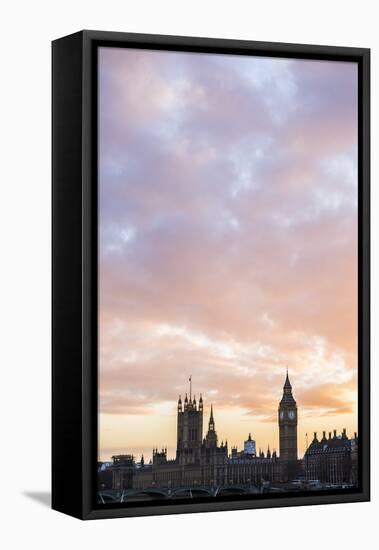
[108,373,301,491]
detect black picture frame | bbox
[52,30,370,520]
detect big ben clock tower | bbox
[278,370,297,461]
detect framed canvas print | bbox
[52,30,370,520]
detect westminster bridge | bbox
[96,483,279,504]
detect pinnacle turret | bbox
[209,404,215,431]
[284,368,292,390]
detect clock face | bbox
[288,410,295,420]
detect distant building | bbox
[244,433,256,456]
[278,370,297,461]
[111,454,135,490]
[277,370,299,481]
[111,374,302,492]
[97,461,114,490]
[176,393,203,465]
[304,430,358,485]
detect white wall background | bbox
[0,1,376,548]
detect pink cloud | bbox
[98,47,358,452]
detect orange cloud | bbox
[98,48,358,459]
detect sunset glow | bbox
[98,47,358,462]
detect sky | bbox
[98,46,358,462]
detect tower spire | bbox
[284,367,291,390]
[209,404,215,431]
[189,375,192,402]
[199,393,203,411]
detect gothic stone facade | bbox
[304,429,358,485]
[111,374,299,491]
